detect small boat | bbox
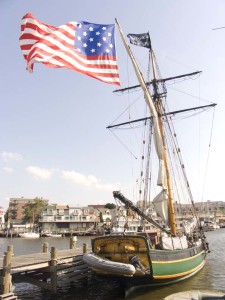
[83,252,136,276]
[83,20,215,290]
[44,233,62,238]
[85,231,102,237]
[164,290,225,300]
[202,221,215,232]
[19,232,40,238]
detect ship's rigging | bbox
[107,28,216,235]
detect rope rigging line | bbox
[201,107,216,202]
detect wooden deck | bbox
[0,243,91,296]
[0,248,84,274]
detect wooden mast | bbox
[115,19,177,235]
[149,47,177,236]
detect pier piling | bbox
[83,243,88,253]
[0,248,13,295]
[50,247,58,293]
[70,236,77,249]
[42,242,49,253]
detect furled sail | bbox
[152,189,168,223]
[182,218,198,235]
[116,19,168,198]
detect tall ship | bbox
[83,20,215,290]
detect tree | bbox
[105,203,116,209]
[23,197,47,225]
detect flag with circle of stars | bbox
[20,14,120,86]
[74,21,116,57]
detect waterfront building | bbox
[0,206,4,227]
[39,204,99,234]
[38,200,225,235]
[5,196,225,235]
[8,197,49,226]
[110,206,155,233]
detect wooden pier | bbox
[0,239,90,298]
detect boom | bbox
[113,191,170,234]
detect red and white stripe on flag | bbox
[19,13,120,86]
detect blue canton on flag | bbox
[19,14,120,86]
[75,22,116,57]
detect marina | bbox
[2,1,225,299]
[0,230,224,299]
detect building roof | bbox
[88,205,106,209]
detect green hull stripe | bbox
[152,250,205,264]
[153,260,205,279]
[151,251,206,278]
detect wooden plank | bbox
[0,293,17,300]
[56,260,85,271]
[4,253,85,274]
[11,262,49,274]
[0,248,85,273]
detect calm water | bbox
[0,230,225,299]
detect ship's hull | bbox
[127,248,206,288]
[85,235,207,288]
[149,247,206,282]
[19,232,40,238]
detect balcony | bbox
[39,215,96,223]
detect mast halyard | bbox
[115,19,177,236]
[149,44,177,236]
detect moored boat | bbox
[83,251,136,277]
[202,221,215,232]
[19,232,40,238]
[83,20,215,290]
[43,233,62,237]
[84,233,207,285]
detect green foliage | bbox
[105,203,116,209]
[23,197,47,224]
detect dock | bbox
[0,239,90,299]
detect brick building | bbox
[8,197,49,225]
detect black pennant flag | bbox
[127,33,151,49]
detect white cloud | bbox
[1,151,23,162]
[61,170,116,191]
[26,166,53,180]
[2,167,14,173]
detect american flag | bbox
[19,13,120,86]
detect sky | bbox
[1,0,225,210]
